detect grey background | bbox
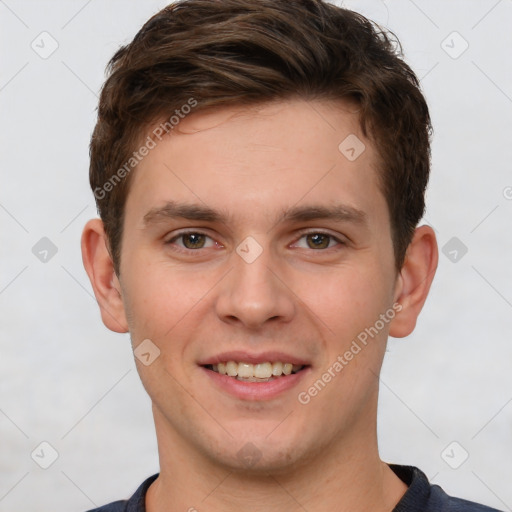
[1,0,511,510]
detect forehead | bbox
[126,98,387,231]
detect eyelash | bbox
[164,230,346,254]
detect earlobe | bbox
[81,218,129,333]
[389,225,438,338]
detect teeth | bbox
[254,362,272,378]
[209,361,304,379]
[272,361,283,376]
[283,363,293,375]
[226,361,238,376]
[237,362,253,378]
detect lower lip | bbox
[201,366,311,401]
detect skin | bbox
[82,98,438,512]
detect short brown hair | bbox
[89,0,432,275]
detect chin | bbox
[204,430,315,476]
[217,447,303,476]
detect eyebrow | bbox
[280,204,367,225]
[142,200,368,228]
[143,201,223,226]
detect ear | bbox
[81,218,129,333]
[389,225,438,338]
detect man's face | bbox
[117,99,401,473]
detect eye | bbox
[293,232,344,250]
[166,231,218,250]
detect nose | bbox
[214,241,296,330]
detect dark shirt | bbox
[86,464,503,512]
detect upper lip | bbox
[198,351,310,366]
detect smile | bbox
[205,361,305,381]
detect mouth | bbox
[203,361,308,382]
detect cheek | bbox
[121,255,214,339]
[120,256,171,334]
[293,263,392,342]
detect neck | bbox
[146,405,407,512]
